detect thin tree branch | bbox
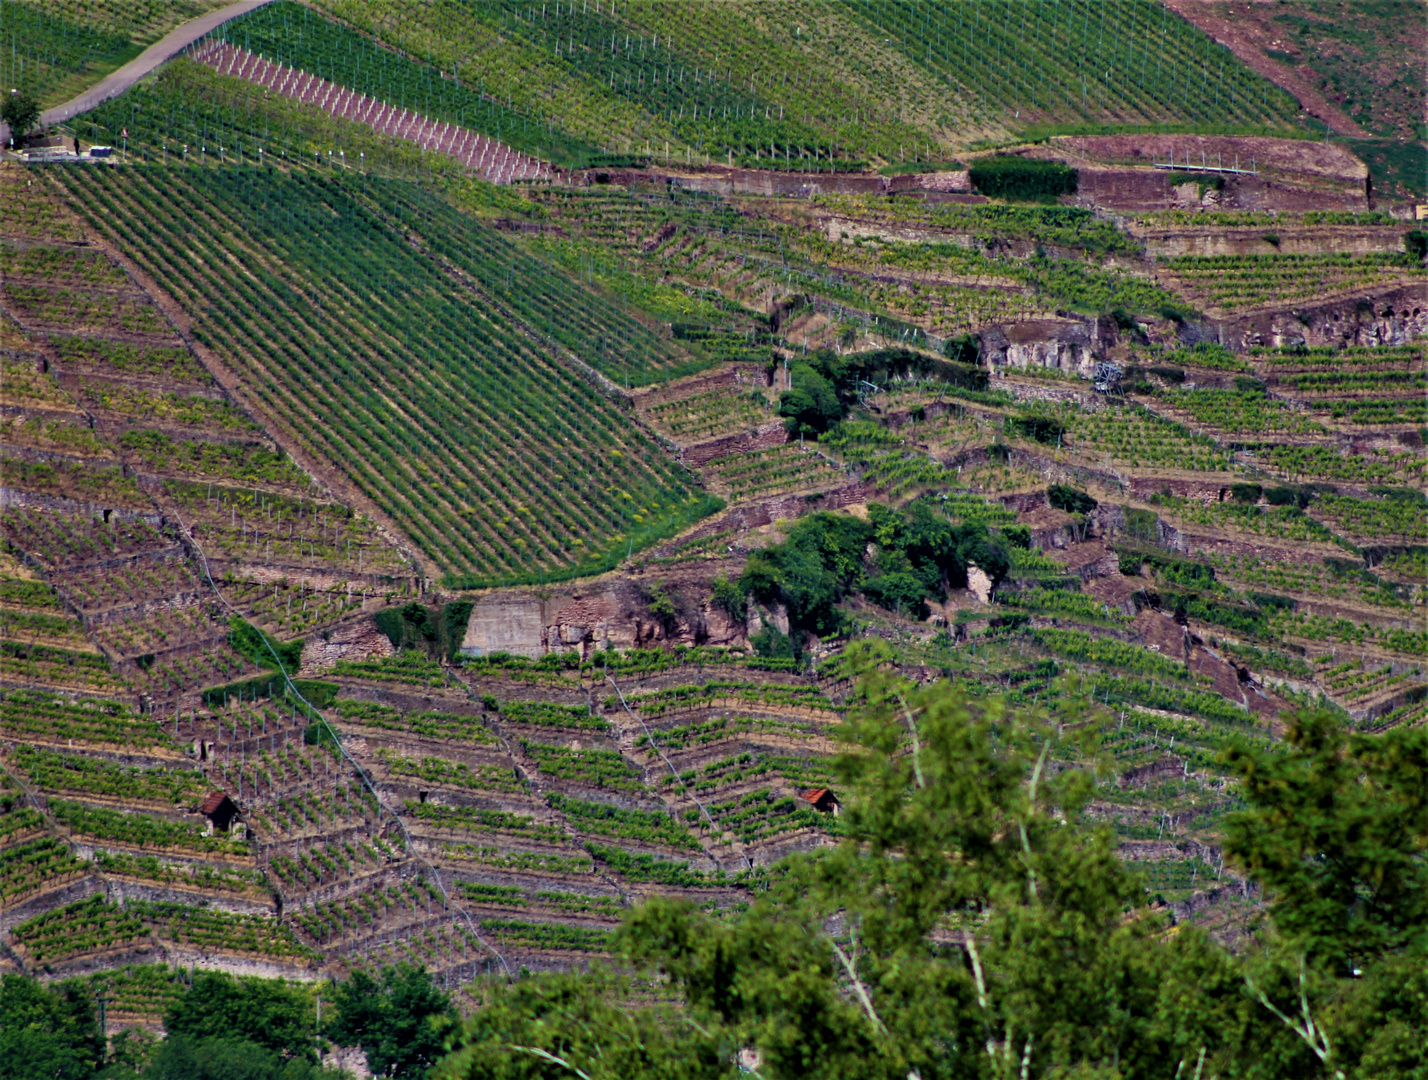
[964,933,990,1013]
[895,692,926,790]
[829,932,889,1037]
[1027,740,1050,804]
[506,1045,594,1080]
[1244,958,1339,1072]
[964,932,999,1062]
[1019,741,1052,900]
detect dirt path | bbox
[1160,0,1368,138]
[0,0,279,145]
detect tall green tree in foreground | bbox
[0,973,101,1080]
[438,643,1427,1079]
[329,964,457,1080]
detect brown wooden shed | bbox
[199,791,240,833]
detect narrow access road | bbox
[2,0,278,145]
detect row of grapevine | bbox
[309,0,934,165]
[206,1,597,168]
[191,43,553,185]
[1162,252,1424,312]
[846,0,1303,131]
[11,895,319,965]
[56,164,716,587]
[0,2,131,104]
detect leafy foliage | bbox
[1,90,42,144]
[1223,711,1428,971]
[440,646,1426,1078]
[328,965,455,1080]
[779,348,986,436]
[164,973,315,1062]
[740,502,1011,635]
[968,154,1078,201]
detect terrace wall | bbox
[681,422,788,467]
[1063,163,1370,213]
[0,875,102,935]
[101,877,272,916]
[0,488,163,526]
[609,166,974,200]
[1224,283,1428,350]
[1140,226,1409,258]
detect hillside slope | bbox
[0,0,1423,1037]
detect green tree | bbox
[434,657,1423,1079]
[777,362,843,436]
[1224,710,1428,970]
[143,1036,336,1080]
[164,973,315,1062]
[0,974,101,1080]
[2,90,41,147]
[328,964,455,1080]
[437,970,732,1080]
[739,511,871,636]
[1222,710,1428,1076]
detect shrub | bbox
[750,626,798,662]
[711,575,747,622]
[970,156,1078,202]
[1006,413,1068,445]
[999,525,1032,550]
[1122,508,1159,542]
[1144,366,1186,384]
[1266,485,1312,508]
[778,362,843,436]
[1230,483,1263,504]
[862,572,930,618]
[374,601,472,660]
[739,502,1010,634]
[228,617,301,675]
[942,333,982,365]
[1048,485,1098,515]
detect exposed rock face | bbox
[299,617,395,674]
[323,1047,372,1080]
[594,165,975,200]
[459,570,751,659]
[980,319,1099,377]
[1227,283,1428,349]
[966,565,993,605]
[461,597,547,659]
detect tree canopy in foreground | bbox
[437,642,1427,1080]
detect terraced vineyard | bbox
[0,1,1423,1064]
[54,164,716,587]
[1162,252,1425,312]
[848,0,1303,131]
[290,0,1307,164]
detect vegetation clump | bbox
[969,155,1078,202]
[740,501,1013,637]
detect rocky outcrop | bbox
[980,318,1103,377]
[1226,283,1428,349]
[459,570,751,660]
